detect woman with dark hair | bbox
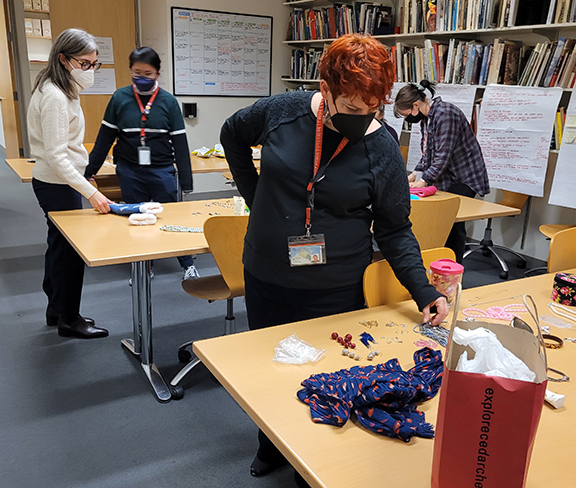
[221,34,448,482]
[28,28,112,339]
[85,47,198,279]
[394,80,490,263]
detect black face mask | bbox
[405,111,425,124]
[330,112,376,145]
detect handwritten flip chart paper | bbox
[384,83,407,140]
[171,8,272,97]
[549,94,576,209]
[477,85,562,197]
[405,84,477,171]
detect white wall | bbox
[139,0,290,152]
[466,152,576,261]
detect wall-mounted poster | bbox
[171,7,272,97]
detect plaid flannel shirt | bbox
[415,97,490,197]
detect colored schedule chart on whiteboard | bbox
[171,8,272,97]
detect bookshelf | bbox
[283,1,576,88]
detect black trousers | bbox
[444,182,476,264]
[244,269,365,463]
[33,179,85,321]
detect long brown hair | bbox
[32,28,98,100]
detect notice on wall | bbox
[549,94,576,209]
[171,8,272,97]
[95,37,114,64]
[81,69,116,95]
[477,85,562,197]
[404,83,477,171]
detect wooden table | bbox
[49,200,235,402]
[5,158,116,182]
[194,270,576,487]
[431,190,521,222]
[5,156,260,180]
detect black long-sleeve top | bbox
[85,85,193,191]
[220,91,441,311]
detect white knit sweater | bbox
[28,80,97,199]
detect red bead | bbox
[331,332,338,340]
[350,343,356,349]
[337,337,344,344]
[345,334,352,341]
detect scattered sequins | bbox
[359,320,378,328]
[159,225,203,233]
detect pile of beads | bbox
[359,320,378,328]
[359,332,378,348]
[414,339,439,348]
[462,304,527,321]
[331,332,356,350]
[342,348,361,360]
[565,337,576,343]
[160,225,203,233]
[367,350,381,361]
[413,322,450,347]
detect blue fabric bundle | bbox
[108,203,147,215]
[297,347,443,442]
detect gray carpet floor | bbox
[0,147,546,488]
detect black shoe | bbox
[250,453,287,477]
[47,314,95,327]
[57,316,109,339]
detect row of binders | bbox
[403,0,576,33]
[288,3,394,41]
[290,47,326,80]
[393,38,576,88]
[287,0,576,40]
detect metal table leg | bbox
[121,260,172,403]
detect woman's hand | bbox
[422,296,449,326]
[409,179,428,189]
[408,171,417,183]
[88,191,113,214]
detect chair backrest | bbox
[547,226,576,274]
[203,215,249,298]
[363,247,456,308]
[409,196,461,250]
[499,190,529,210]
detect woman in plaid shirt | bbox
[394,80,490,263]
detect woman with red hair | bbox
[220,34,448,483]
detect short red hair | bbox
[318,34,394,107]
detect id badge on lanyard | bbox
[287,99,348,267]
[133,86,159,166]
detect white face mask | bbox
[68,61,95,91]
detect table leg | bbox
[121,260,172,403]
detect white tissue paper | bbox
[273,333,325,365]
[129,213,157,226]
[453,327,536,382]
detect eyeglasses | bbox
[70,56,102,71]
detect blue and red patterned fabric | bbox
[297,347,443,442]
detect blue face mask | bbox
[132,75,156,92]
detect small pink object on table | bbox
[410,185,437,197]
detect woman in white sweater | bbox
[29,28,111,339]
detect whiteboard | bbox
[171,7,272,97]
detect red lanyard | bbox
[133,85,159,145]
[305,100,348,234]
